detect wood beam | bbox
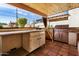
[48,14,69,22]
[43,17,48,28]
[8,3,47,16]
[49,17,68,22]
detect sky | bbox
[0,3,42,24]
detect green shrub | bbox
[0,25,3,29]
[17,18,27,27]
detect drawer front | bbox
[40,31,45,46]
[30,32,40,37]
[40,35,45,46]
[30,34,41,39]
[40,32,45,36]
[30,38,40,52]
[40,34,45,39]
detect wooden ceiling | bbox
[9,3,79,16]
[24,3,69,16]
[23,3,79,16]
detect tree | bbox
[0,25,3,29]
[17,18,27,27]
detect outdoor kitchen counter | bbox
[0,30,45,55]
[0,30,43,36]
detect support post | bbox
[43,17,47,28]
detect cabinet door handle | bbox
[59,32,61,40]
[37,37,41,40]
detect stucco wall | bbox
[69,8,79,27]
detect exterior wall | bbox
[69,8,79,27]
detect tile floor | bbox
[27,40,78,56]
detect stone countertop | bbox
[69,27,79,33]
[0,30,43,36]
[69,31,79,33]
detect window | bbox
[0,3,42,27]
[17,8,42,24]
[0,4,16,25]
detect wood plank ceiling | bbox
[23,3,79,16]
[9,3,79,16]
[24,3,69,16]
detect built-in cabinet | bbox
[0,34,22,53]
[69,32,78,46]
[23,31,45,52]
[54,25,68,43]
[54,29,68,43]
